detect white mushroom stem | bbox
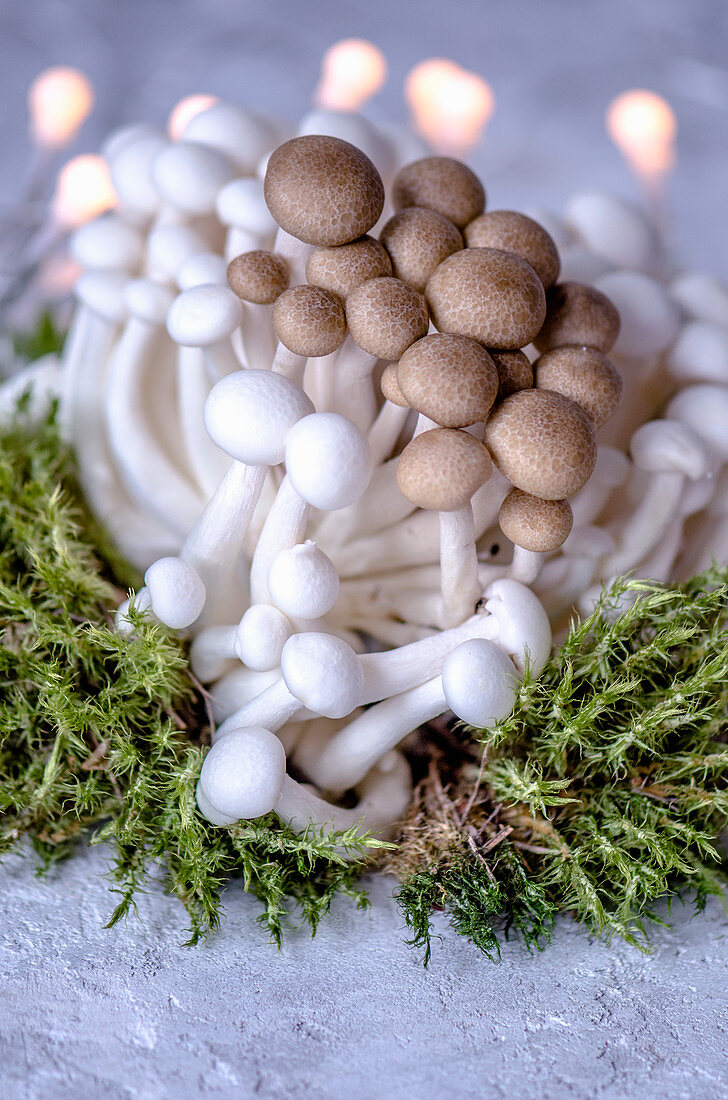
[209,666,281,725]
[176,346,231,498]
[216,678,310,734]
[313,458,414,547]
[270,343,307,384]
[249,476,309,604]
[189,625,239,683]
[439,504,481,628]
[330,339,379,431]
[273,226,311,285]
[367,400,411,464]
[476,545,546,586]
[568,446,631,528]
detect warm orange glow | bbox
[53,154,117,227]
[314,39,387,110]
[28,67,94,148]
[405,59,494,154]
[168,94,219,140]
[606,89,677,178]
[40,253,82,296]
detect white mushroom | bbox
[167,283,243,380]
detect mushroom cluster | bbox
[29,99,728,844]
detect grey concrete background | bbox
[2,1,728,1096]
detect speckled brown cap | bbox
[426,248,547,350]
[396,333,498,427]
[484,388,596,498]
[227,250,289,305]
[380,363,410,407]
[346,276,429,360]
[488,349,533,400]
[392,157,485,229]
[379,207,463,292]
[464,211,560,289]
[305,235,392,299]
[534,282,620,354]
[396,428,492,511]
[534,345,623,428]
[264,135,385,247]
[272,284,347,357]
[499,488,573,552]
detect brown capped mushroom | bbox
[484,389,597,498]
[272,284,347,358]
[397,427,493,626]
[227,250,289,304]
[264,135,385,247]
[464,210,560,289]
[379,207,463,292]
[396,333,498,427]
[305,235,392,299]
[380,363,410,407]
[392,157,485,229]
[488,349,533,399]
[534,282,620,354]
[499,488,573,552]
[426,248,546,350]
[346,276,429,360]
[534,345,623,428]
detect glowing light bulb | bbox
[28,67,94,149]
[405,59,494,155]
[314,39,387,111]
[606,89,677,178]
[52,154,116,227]
[168,94,219,140]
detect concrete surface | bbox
[2,1,728,1096]
[1,843,728,1100]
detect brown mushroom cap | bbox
[392,157,485,229]
[426,248,547,350]
[272,284,347,357]
[396,333,498,427]
[227,250,289,305]
[305,235,392,299]
[488,349,534,399]
[264,135,385,247]
[396,428,492,511]
[534,345,623,428]
[379,207,463,293]
[380,363,410,407]
[346,276,429,360]
[484,388,597,498]
[499,488,573,552]
[464,211,560,289]
[534,282,620,354]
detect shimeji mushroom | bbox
[488,349,533,400]
[593,270,680,360]
[105,127,169,221]
[396,428,494,627]
[563,192,660,273]
[271,283,347,382]
[392,156,485,229]
[248,411,372,604]
[308,637,520,794]
[182,102,278,176]
[396,333,499,430]
[150,140,235,219]
[669,271,728,328]
[426,248,546,351]
[225,247,289,372]
[666,321,728,386]
[533,282,620,354]
[366,362,412,465]
[166,283,243,380]
[464,210,560,289]
[215,176,278,261]
[197,726,411,843]
[296,109,395,193]
[379,206,463,292]
[70,212,144,273]
[533,346,623,428]
[496,489,573,583]
[174,368,314,625]
[266,541,340,623]
[305,235,392,298]
[146,222,211,286]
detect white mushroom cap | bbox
[204,370,314,464]
[123,278,176,325]
[70,214,143,271]
[234,604,293,671]
[177,252,228,290]
[281,632,364,719]
[106,129,169,217]
[183,102,276,174]
[151,141,235,215]
[482,578,552,675]
[144,556,206,629]
[267,541,340,619]
[147,223,209,281]
[442,638,519,727]
[167,284,243,347]
[196,784,237,827]
[114,589,152,635]
[669,271,728,328]
[666,321,728,385]
[216,177,277,235]
[284,412,373,510]
[101,123,158,162]
[564,191,659,272]
[665,384,728,462]
[629,419,710,478]
[75,270,129,323]
[198,726,286,820]
[594,270,680,359]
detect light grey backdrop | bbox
[1,1,728,1096]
